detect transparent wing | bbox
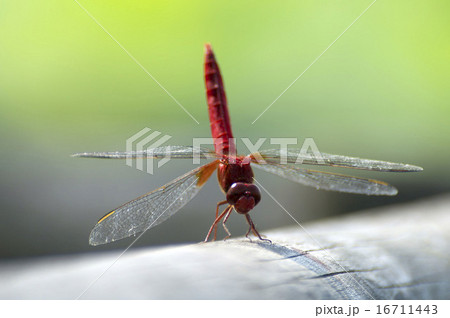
[252,162,398,195]
[89,160,219,245]
[73,146,217,160]
[251,149,423,172]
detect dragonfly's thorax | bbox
[217,157,261,213]
[217,157,254,192]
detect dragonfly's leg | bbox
[214,200,228,241]
[222,207,233,240]
[204,205,231,243]
[245,225,253,242]
[244,214,254,242]
[245,214,271,243]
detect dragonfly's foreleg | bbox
[244,214,271,243]
[205,205,232,243]
[222,207,233,240]
[213,200,228,241]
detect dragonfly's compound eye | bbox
[226,183,261,214]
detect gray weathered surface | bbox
[0,195,449,299]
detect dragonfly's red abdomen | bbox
[204,44,235,156]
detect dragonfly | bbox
[74,44,423,246]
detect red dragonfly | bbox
[74,44,422,246]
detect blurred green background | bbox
[1,0,448,258]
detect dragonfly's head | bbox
[226,183,261,214]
